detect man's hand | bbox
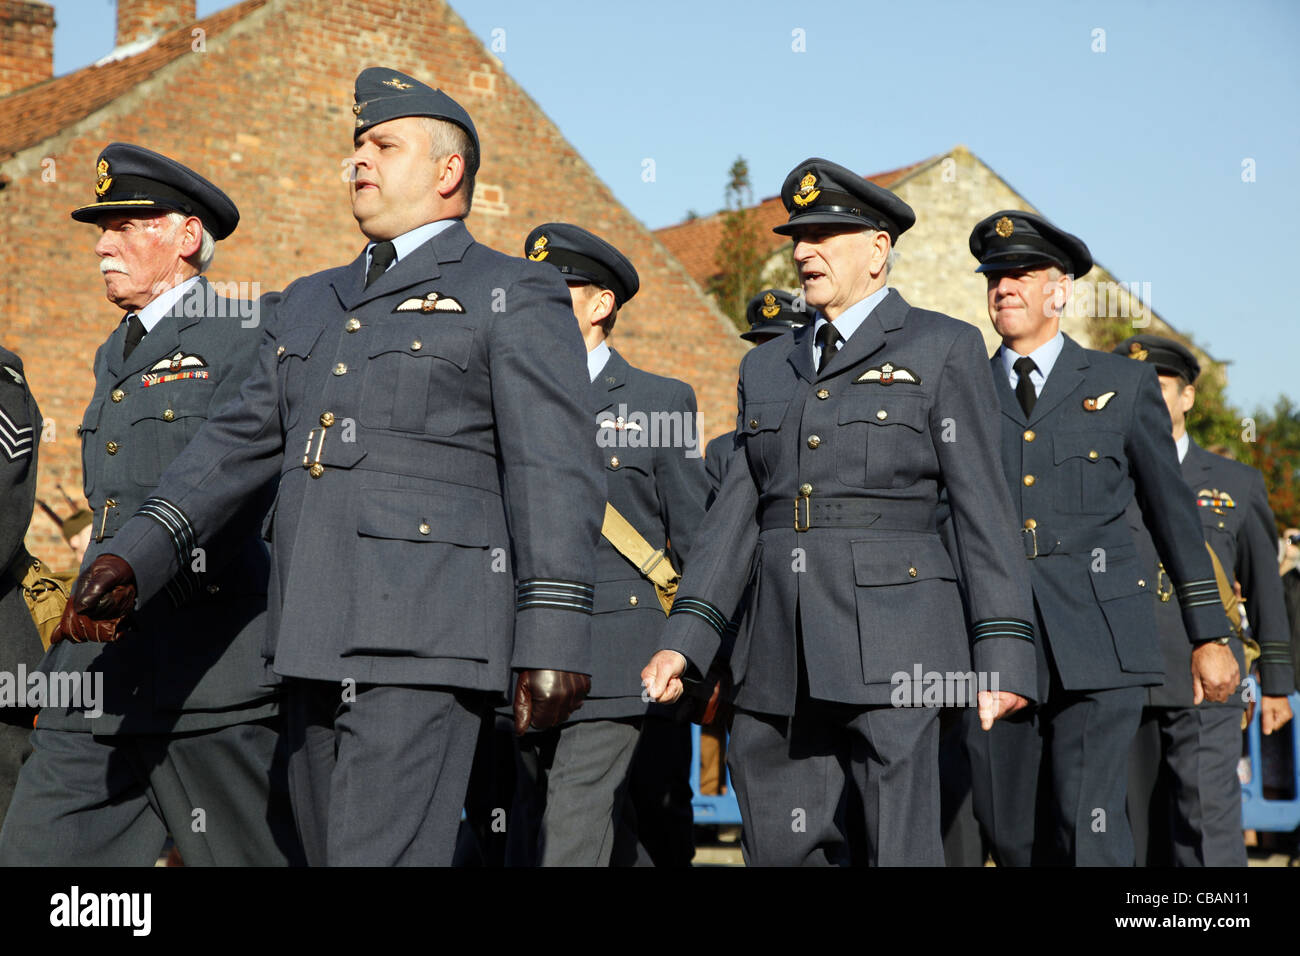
[977,690,1028,731]
[1190,641,1240,705]
[49,554,137,646]
[641,649,687,704]
[1262,695,1294,735]
[512,669,591,736]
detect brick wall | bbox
[0,1,52,97]
[0,0,745,560]
[117,0,194,46]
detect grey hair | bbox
[419,116,477,215]
[165,211,215,273]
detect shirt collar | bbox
[587,341,611,383]
[1175,432,1190,463]
[998,331,1065,392]
[136,275,202,332]
[366,218,458,274]
[811,285,891,348]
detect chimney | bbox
[116,0,194,47]
[0,0,54,97]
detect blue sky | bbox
[45,0,1299,413]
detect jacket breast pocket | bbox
[347,488,495,660]
[127,383,213,486]
[836,392,930,489]
[275,324,324,429]
[851,535,966,684]
[359,324,474,436]
[78,398,104,496]
[738,400,788,488]
[1053,431,1127,515]
[1089,546,1160,673]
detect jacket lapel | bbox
[992,351,1026,425]
[116,278,208,383]
[786,323,816,384]
[331,220,473,311]
[1181,438,1214,486]
[1026,334,1088,426]
[591,348,628,416]
[816,288,903,381]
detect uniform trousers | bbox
[1127,705,1246,866]
[0,719,34,827]
[0,719,299,865]
[616,713,695,866]
[284,679,483,866]
[508,716,641,866]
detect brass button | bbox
[798,482,813,497]
[876,409,888,420]
[816,389,830,400]
[1023,429,1035,442]
[105,441,118,455]
[277,345,286,357]
[1217,521,1225,528]
[111,389,125,403]
[1024,518,1037,530]
[162,409,174,422]
[629,595,639,607]
[1023,474,1035,486]
[610,456,620,468]
[807,435,822,449]
[908,567,918,578]
[333,363,348,376]
[749,418,759,429]
[309,463,325,479]
[345,317,361,332]
[418,522,431,536]
[1138,579,1146,588]
[105,498,117,508]
[1088,450,1098,460]
[411,339,422,351]
[320,411,335,427]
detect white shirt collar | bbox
[811,286,891,361]
[997,331,1065,396]
[587,341,611,382]
[1175,432,1190,463]
[366,218,458,275]
[136,275,202,332]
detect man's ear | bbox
[870,231,891,276]
[179,216,203,259]
[435,153,466,199]
[593,288,616,326]
[1182,384,1197,416]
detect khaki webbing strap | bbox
[601,503,678,589]
[1203,542,1242,638]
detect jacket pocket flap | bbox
[1053,430,1124,465]
[739,400,789,435]
[357,489,487,545]
[592,578,661,614]
[276,324,324,361]
[838,393,928,431]
[366,324,474,370]
[852,536,955,586]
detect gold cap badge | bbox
[527,236,549,261]
[1128,342,1148,361]
[995,216,1014,238]
[352,102,365,116]
[383,77,413,90]
[95,158,112,198]
[791,172,820,208]
[760,292,780,319]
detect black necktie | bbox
[365,240,397,288]
[816,323,842,373]
[1013,356,1038,416]
[123,313,146,360]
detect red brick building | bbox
[0,0,744,559]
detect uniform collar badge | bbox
[1082,390,1116,411]
[95,158,113,198]
[395,291,465,313]
[527,236,549,261]
[791,172,820,208]
[760,293,781,319]
[855,361,920,386]
[994,216,1014,238]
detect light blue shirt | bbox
[587,341,611,383]
[811,285,892,367]
[1175,432,1189,463]
[997,331,1065,397]
[137,275,202,332]
[365,218,458,276]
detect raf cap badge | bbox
[1082,390,1116,411]
[855,362,920,386]
[395,291,465,314]
[1127,342,1149,362]
[95,158,113,197]
[760,292,781,319]
[791,172,820,208]
[383,76,413,90]
[995,216,1014,238]
[527,235,549,261]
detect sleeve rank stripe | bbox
[516,579,594,614]
[1179,596,1223,608]
[138,497,197,569]
[669,597,728,637]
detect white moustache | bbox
[100,260,128,275]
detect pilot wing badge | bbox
[395,291,466,314]
[141,352,210,387]
[855,362,920,386]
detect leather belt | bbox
[1021,524,1129,559]
[759,495,937,533]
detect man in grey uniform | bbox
[645,159,1038,866]
[965,210,1241,866]
[1118,333,1293,865]
[509,222,708,866]
[0,144,299,865]
[0,345,43,825]
[47,71,604,866]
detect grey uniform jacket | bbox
[40,279,279,734]
[660,289,1038,716]
[105,222,604,694]
[704,431,738,509]
[992,335,1227,698]
[1,347,44,728]
[1127,438,1294,706]
[576,348,709,720]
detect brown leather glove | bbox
[50,554,137,646]
[513,669,591,735]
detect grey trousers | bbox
[284,679,484,866]
[509,717,642,867]
[0,719,300,866]
[1127,705,1247,866]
